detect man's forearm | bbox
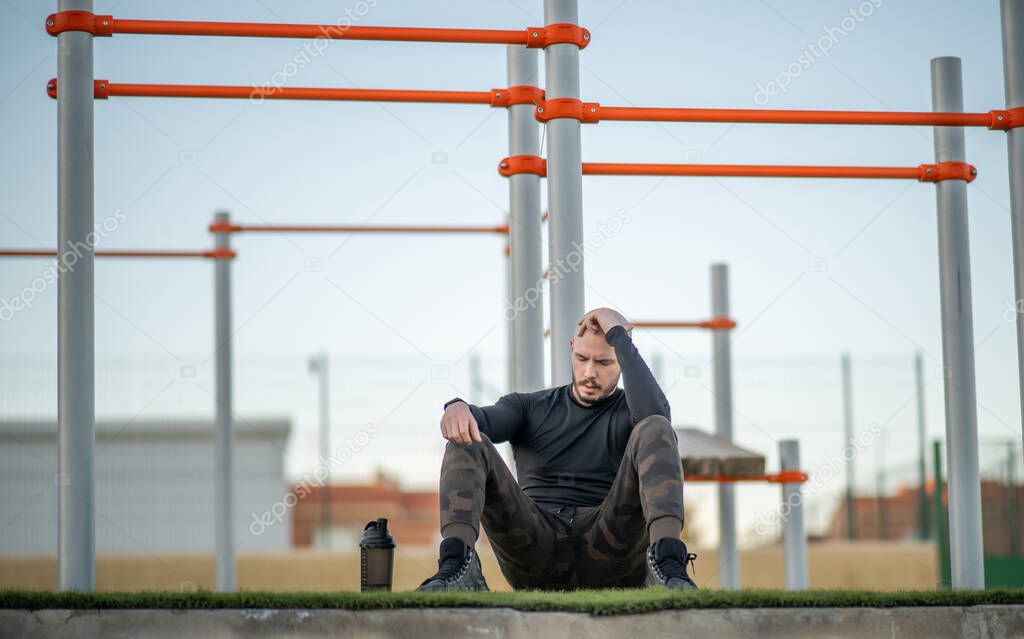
[445,393,527,444]
[605,324,671,421]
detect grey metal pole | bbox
[469,353,484,403]
[915,352,930,540]
[506,44,545,393]
[1000,0,1024,460]
[840,352,856,540]
[56,0,95,592]
[308,352,330,549]
[213,210,235,591]
[505,244,514,393]
[780,439,808,590]
[931,56,985,590]
[1007,440,1020,555]
[543,0,585,386]
[876,437,887,540]
[711,263,739,589]
[933,440,951,585]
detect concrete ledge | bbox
[3,606,1024,639]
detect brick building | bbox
[827,480,1024,555]
[291,472,440,549]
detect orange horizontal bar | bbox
[47,11,591,47]
[542,317,735,337]
[533,99,1023,130]
[597,105,1007,129]
[112,18,529,44]
[47,79,494,105]
[633,318,736,330]
[0,248,233,259]
[124,83,492,104]
[213,223,508,235]
[686,470,809,484]
[585,162,915,180]
[581,162,974,182]
[45,13,590,48]
[499,156,976,182]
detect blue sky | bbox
[0,0,1020,546]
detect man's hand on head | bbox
[440,400,482,445]
[576,307,630,338]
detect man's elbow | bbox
[636,406,671,424]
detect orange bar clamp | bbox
[498,155,549,177]
[45,11,590,48]
[499,155,977,182]
[489,86,546,107]
[47,79,543,108]
[0,248,234,259]
[534,98,1024,131]
[209,222,508,235]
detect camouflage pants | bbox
[439,414,684,590]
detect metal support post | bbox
[931,56,984,590]
[543,0,584,385]
[711,263,739,589]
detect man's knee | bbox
[628,414,675,444]
[440,433,497,495]
[444,432,499,471]
[444,432,497,462]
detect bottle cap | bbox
[359,517,395,549]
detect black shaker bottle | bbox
[359,518,395,591]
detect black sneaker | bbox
[415,538,489,592]
[644,537,698,590]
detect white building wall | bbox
[0,418,291,554]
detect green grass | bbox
[3,588,1024,614]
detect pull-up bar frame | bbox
[43,0,1019,594]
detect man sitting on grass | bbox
[417,308,697,591]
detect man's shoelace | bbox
[657,552,697,579]
[432,554,469,583]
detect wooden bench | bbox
[675,427,765,479]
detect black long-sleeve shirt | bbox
[462,325,671,508]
